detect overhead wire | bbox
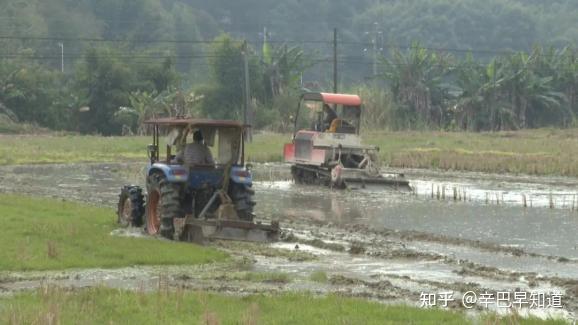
[1,34,578,75]
[2,34,573,61]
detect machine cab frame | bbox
[292,92,362,136]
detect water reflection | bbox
[255,183,365,224]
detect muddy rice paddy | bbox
[0,162,576,322]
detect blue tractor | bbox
[117,117,279,243]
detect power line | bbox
[0,54,227,59]
[0,34,332,46]
[3,33,574,58]
[337,41,526,56]
[0,35,221,44]
[4,54,578,75]
[2,34,578,74]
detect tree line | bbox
[4,0,578,133]
[3,37,578,134]
[377,45,576,131]
[0,35,312,135]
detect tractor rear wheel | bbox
[145,173,183,239]
[230,183,256,222]
[117,185,145,227]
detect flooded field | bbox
[257,180,578,259]
[0,162,576,321]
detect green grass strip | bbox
[0,287,484,324]
[0,195,227,271]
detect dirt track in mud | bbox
[0,162,577,321]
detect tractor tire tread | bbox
[229,183,255,222]
[158,178,182,240]
[117,185,145,227]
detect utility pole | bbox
[363,23,382,85]
[333,28,338,93]
[259,26,270,54]
[263,26,268,45]
[372,22,379,78]
[242,40,252,142]
[58,42,64,73]
[491,62,496,131]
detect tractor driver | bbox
[322,104,337,132]
[176,130,215,167]
[328,105,356,133]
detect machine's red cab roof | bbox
[302,92,362,107]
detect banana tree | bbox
[261,42,316,99]
[381,43,453,129]
[548,47,578,125]
[501,51,567,129]
[453,57,513,131]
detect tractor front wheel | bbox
[145,173,183,239]
[117,185,145,227]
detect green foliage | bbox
[195,34,266,121]
[0,59,71,130]
[254,90,301,132]
[74,47,134,135]
[72,47,180,135]
[0,114,48,134]
[6,1,578,133]
[132,57,179,94]
[198,35,247,120]
[381,43,453,129]
[356,86,396,130]
[379,46,574,131]
[261,43,317,101]
[195,34,313,126]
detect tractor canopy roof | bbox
[302,92,362,107]
[144,117,249,129]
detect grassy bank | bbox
[0,135,147,165]
[0,195,227,271]
[0,133,284,165]
[237,128,578,177]
[371,129,578,176]
[2,128,578,177]
[0,286,562,325]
